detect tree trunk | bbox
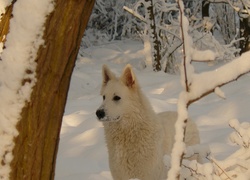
[240,17,250,54]
[144,0,162,71]
[202,0,214,34]
[0,1,16,50]
[8,0,95,179]
[202,0,209,18]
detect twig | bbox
[240,0,250,16]
[123,6,146,23]
[177,0,189,92]
[207,157,233,180]
[182,163,205,179]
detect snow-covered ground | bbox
[55,40,250,180]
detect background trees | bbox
[83,0,250,72]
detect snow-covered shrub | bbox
[177,119,250,180]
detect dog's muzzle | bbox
[96,109,105,120]
[96,108,120,122]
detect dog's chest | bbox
[107,127,159,160]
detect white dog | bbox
[96,64,200,180]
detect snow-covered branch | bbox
[178,0,189,92]
[123,6,146,24]
[188,51,250,105]
[167,0,193,179]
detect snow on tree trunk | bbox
[167,1,192,178]
[0,0,95,179]
[0,1,54,179]
[143,28,153,67]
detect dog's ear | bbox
[102,64,115,86]
[121,64,137,88]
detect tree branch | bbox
[187,51,250,106]
[178,0,189,92]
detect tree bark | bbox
[0,1,16,51]
[202,0,212,33]
[202,0,209,18]
[145,0,162,71]
[240,17,250,54]
[9,0,95,179]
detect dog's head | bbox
[96,64,139,122]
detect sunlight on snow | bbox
[65,128,100,157]
[196,103,238,126]
[151,87,164,94]
[63,114,85,127]
[71,128,99,147]
[60,111,88,135]
[167,98,178,104]
[88,171,112,180]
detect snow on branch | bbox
[167,0,192,179]
[229,119,250,149]
[123,6,146,23]
[0,0,54,179]
[178,0,190,92]
[188,51,250,105]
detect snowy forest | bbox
[0,0,250,180]
[82,0,250,72]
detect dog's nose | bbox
[96,109,105,119]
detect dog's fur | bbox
[96,64,200,180]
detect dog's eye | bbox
[113,95,121,101]
[103,96,105,100]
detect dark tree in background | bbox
[240,16,250,54]
[145,0,162,71]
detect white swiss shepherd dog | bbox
[96,64,200,180]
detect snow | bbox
[54,40,250,179]
[1,1,250,178]
[214,87,226,99]
[229,119,250,148]
[191,49,217,62]
[0,0,54,179]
